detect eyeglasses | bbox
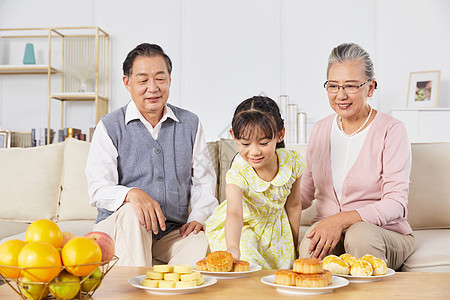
[323,79,372,94]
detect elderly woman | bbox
[299,43,414,270]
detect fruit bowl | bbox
[0,256,118,300]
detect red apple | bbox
[62,231,76,247]
[84,231,115,262]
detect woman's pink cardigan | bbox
[300,111,413,235]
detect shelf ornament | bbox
[23,43,36,65]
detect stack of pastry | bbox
[323,253,387,276]
[196,251,250,272]
[142,264,204,288]
[274,258,332,288]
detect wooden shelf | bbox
[50,93,108,101]
[0,64,60,75]
[1,27,110,144]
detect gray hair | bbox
[327,43,375,81]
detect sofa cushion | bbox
[217,139,238,202]
[407,143,450,229]
[0,143,64,222]
[207,141,220,198]
[0,221,30,241]
[401,229,450,272]
[56,220,96,237]
[58,138,97,221]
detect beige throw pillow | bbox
[58,138,97,221]
[0,143,64,222]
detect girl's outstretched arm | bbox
[225,183,244,259]
[285,177,302,256]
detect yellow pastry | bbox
[180,271,200,281]
[339,253,356,261]
[146,270,164,280]
[174,264,193,274]
[323,255,340,265]
[163,272,180,281]
[196,275,205,286]
[153,265,173,273]
[232,259,250,272]
[341,256,358,267]
[295,273,328,288]
[206,251,233,272]
[323,258,350,275]
[159,280,176,288]
[274,269,296,286]
[293,258,323,274]
[322,269,333,285]
[142,278,159,288]
[361,256,387,276]
[350,260,373,276]
[196,258,208,271]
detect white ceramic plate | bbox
[128,275,217,295]
[195,263,262,279]
[335,268,395,283]
[261,275,349,295]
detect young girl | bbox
[205,96,304,269]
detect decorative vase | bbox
[79,82,87,93]
[23,43,36,64]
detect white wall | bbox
[375,0,450,111]
[0,0,449,141]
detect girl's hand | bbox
[227,247,241,260]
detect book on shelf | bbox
[87,126,95,142]
[29,127,93,146]
[64,127,82,140]
[31,128,54,146]
[11,132,32,148]
[31,128,36,147]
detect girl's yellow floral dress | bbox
[205,148,304,269]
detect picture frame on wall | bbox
[407,70,441,108]
[0,129,11,148]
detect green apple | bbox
[80,267,103,292]
[19,277,49,300]
[48,270,80,300]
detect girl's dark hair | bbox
[231,96,285,148]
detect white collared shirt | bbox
[85,101,218,224]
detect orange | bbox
[0,239,27,279]
[25,219,63,248]
[18,241,62,282]
[62,237,102,277]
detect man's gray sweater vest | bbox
[96,103,199,238]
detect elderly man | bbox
[86,43,217,266]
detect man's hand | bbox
[125,188,166,234]
[179,221,205,238]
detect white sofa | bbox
[0,138,97,240]
[1,138,449,272]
